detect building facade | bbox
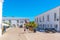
[35,6,60,32]
[0,0,4,36]
[2,17,29,28]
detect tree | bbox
[30,21,37,29]
[25,21,37,32]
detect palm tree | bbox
[25,21,37,32]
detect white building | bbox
[35,6,60,32]
[0,0,4,36]
[2,17,29,28]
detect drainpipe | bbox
[0,0,4,36]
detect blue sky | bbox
[3,0,60,21]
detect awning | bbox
[2,23,9,26]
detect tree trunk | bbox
[29,27,33,31]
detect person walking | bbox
[24,24,26,32]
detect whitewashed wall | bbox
[35,6,60,32]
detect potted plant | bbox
[31,21,37,33]
[25,21,37,32]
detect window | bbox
[17,20,19,23]
[57,19,59,21]
[41,24,43,28]
[50,24,52,28]
[35,19,36,22]
[47,24,49,28]
[44,24,46,28]
[43,24,44,27]
[43,24,45,29]
[54,13,56,21]
[39,17,41,22]
[25,20,28,23]
[37,18,38,23]
[9,20,11,23]
[17,24,19,26]
[43,16,44,22]
[47,15,49,21]
[20,21,23,23]
[38,24,41,27]
[54,24,58,29]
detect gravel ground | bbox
[0,27,60,40]
[24,32,60,40]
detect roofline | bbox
[2,17,29,20]
[35,6,60,18]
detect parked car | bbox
[44,28,57,33]
[33,28,36,33]
[37,27,45,32]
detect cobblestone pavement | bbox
[0,27,60,40]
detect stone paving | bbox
[0,27,60,40]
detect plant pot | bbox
[26,26,28,29]
[29,27,33,31]
[33,29,36,33]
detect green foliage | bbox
[25,21,37,29]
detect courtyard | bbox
[0,27,60,40]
